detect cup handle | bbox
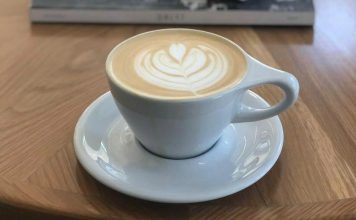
[232,57,299,123]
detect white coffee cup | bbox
[106,29,299,159]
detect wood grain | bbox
[1,0,356,219]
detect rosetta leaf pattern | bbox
[134,42,228,94]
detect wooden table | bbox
[1,0,356,219]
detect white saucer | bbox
[74,91,283,203]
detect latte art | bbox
[108,29,246,99]
[134,43,228,94]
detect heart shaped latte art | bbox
[134,42,228,94]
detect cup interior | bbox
[106,28,248,102]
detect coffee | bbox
[107,29,246,99]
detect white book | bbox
[30,0,314,26]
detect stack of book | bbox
[30,0,314,25]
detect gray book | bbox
[30,0,314,25]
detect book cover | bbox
[30,0,314,25]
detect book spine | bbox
[30,9,314,25]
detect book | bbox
[30,0,314,26]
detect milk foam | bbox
[109,29,247,99]
[134,42,228,94]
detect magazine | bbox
[30,0,314,25]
